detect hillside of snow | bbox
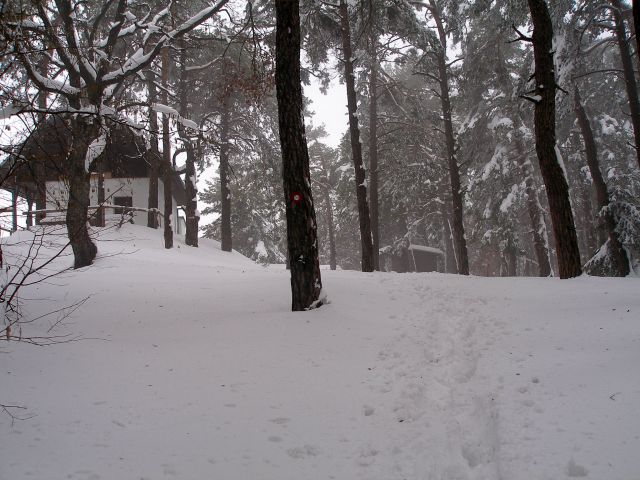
[1,224,639,480]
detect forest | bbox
[1,0,639,303]
[1,2,640,478]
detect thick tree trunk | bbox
[26,195,33,228]
[96,171,105,227]
[339,0,374,272]
[35,54,48,225]
[146,71,160,229]
[275,0,323,311]
[220,97,232,252]
[580,184,600,251]
[574,88,629,276]
[36,180,46,225]
[610,0,640,170]
[11,186,18,232]
[178,43,198,247]
[66,116,98,269]
[527,0,582,279]
[504,236,517,276]
[161,46,173,248]
[368,11,380,271]
[430,1,469,275]
[183,147,199,246]
[634,0,640,66]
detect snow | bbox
[85,131,107,172]
[152,103,180,117]
[254,239,268,258]
[0,105,21,119]
[1,225,639,480]
[500,184,520,213]
[408,244,444,255]
[598,114,619,135]
[555,145,569,182]
[179,117,199,130]
[488,115,513,131]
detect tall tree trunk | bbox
[368,6,380,271]
[504,236,517,276]
[66,116,98,269]
[275,0,323,311]
[220,97,232,252]
[574,87,629,276]
[527,0,582,279]
[96,170,105,227]
[634,0,640,66]
[161,46,173,248]
[339,0,374,272]
[146,70,160,229]
[178,40,198,247]
[580,183,600,252]
[320,157,337,270]
[610,0,640,170]
[430,1,469,275]
[11,186,18,232]
[35,52,48,225]
[26,195,33,228]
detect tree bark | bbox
[96,170,105,227]
[275,0,323,311]
[610,0,640,170]
[339,0,374,272]
[430,1,469,275]
[146,71,160,229]
[178,41,198,247]
[11,186,18,232]
[220,97,232,252]
[34,51,49,225]
[26,195,33,228]
[574,87,629,276]
[66,116,98,269]
[161,46,173,249]
[527,0,582,279]
[368,7,380,271]
[634,0,640,66]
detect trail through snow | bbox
[1,225,639,480]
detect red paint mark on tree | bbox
[290,191,303,204]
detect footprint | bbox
[286,445,319,459]
[270,417,290,426]
[566,458,588,477]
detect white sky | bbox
[305,77,347,149]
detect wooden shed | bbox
[380,242,444,273]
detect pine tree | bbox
[275,0,323,310]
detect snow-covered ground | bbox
[2,225,639,480]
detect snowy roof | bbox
[409,244,444,256]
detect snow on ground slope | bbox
[1,225,639,480]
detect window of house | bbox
[113,196,133,215]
